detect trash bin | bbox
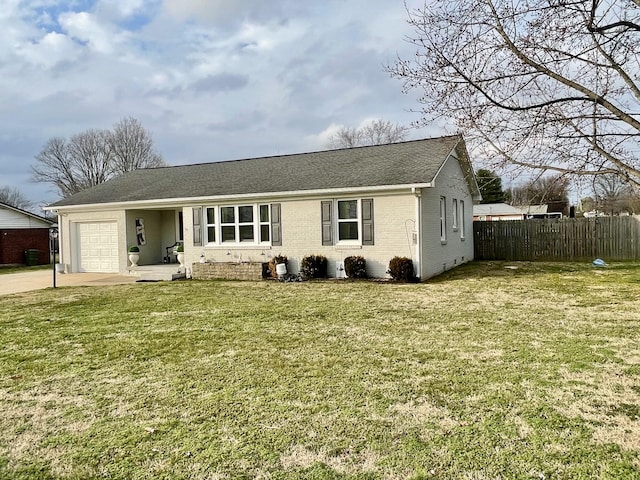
[24,249,40,266]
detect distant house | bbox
[521,205,562,219]
[0,202,54,265]
[473,203,525,221]
[474,203,562,221]
[45,136,482,280]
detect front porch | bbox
[127,263,186,282]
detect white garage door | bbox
[77,222,119,273]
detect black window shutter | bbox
[193,207,202,246]
[271,203,282,246]
[321,201,333,245]
[362,198,374,245]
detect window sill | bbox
[204,244,272,250]
[334,244,362,250]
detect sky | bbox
[0,0,448,211]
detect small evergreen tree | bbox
[476,169,507,204]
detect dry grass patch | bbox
[0,261,639,479]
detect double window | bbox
[203,204,275,245]
[322,198,374,246]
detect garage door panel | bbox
[77,222,119,273]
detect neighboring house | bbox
[474,203,563,221]
[45,136,481,280]
[0,202,54,265]
[473,203,525,221]
[521,204,562,219]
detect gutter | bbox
[44,182,435,213]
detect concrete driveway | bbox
[0,269,138,296]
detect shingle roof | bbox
[49,135,465,207]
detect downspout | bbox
[57,213,62,270]
[412,187,422,279]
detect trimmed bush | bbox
[344,256,367,279]
[268,255,288,278]
[301,255,328,278]
[128,246,140,253]
[387,256,416,282]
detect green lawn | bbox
[1,262,639,479]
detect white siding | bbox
[183,192,418,279]
[58,210,127,273]
[419,154,475,279]
[0,206,50,229]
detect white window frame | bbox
[336,199,361,245]
[460,200,466,239]
[440,196,447,243]
[204,204,272,246]
[452,199,459,231]
[205,207,217,244]
[259,204,271,243]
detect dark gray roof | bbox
[50,136,465,207]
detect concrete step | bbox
[137,271,186,282]
[127,265,187,282]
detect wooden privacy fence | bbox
[474,216,640,261]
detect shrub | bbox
[344,256,367,279]
[268,254,288,278]
[300,255,328,279]
[176,244,184,253]
[128,246,140,253]
[387,256,416,282]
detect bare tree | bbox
[109,117,165,173]
[32,130,113,198]
[328,119,409,149]
[389,1,640,186]
[592,174,637,215]
[508,175,570,215]
[32,118,165,198]
[0,186,34,211]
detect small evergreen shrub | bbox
[128,246,140,253]
[387,256,416,282]
[344,256,367,279]
[269,255,288,278]
[300,255,328,278]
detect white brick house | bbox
[45,136,481,280]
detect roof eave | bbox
[45,182,435,212]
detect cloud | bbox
[161,0,303,27]
[58,11,129,54]
[191,73,249,94]
[0,0,439,205]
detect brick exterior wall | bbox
[192,262,264,281]
[0,229,51,265]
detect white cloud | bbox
[58,11,129,54]
[19,31,81,69]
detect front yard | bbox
[1,262,639,479]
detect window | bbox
[220,206,236,242]
[321,199,374,246]
[440,196,447,242]
[206,207,216,243]
[259,205,270,242]
[452,199,458,231]
[338,200,359,241]
[460,200,466,239]
[203,204,276,245]
[238,205,254,242]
